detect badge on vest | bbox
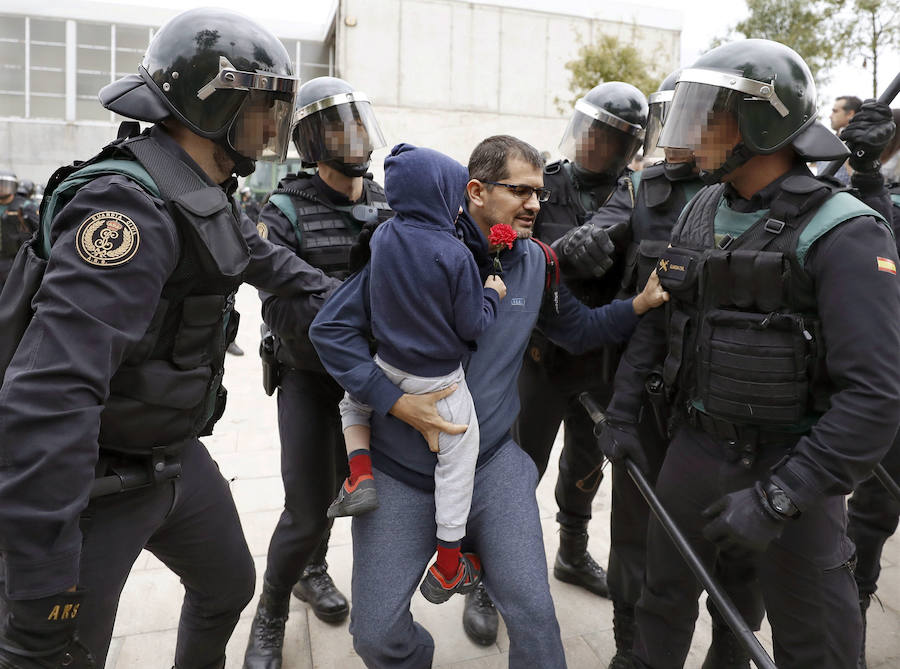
[256,222,268,240]
[76,211,140,267]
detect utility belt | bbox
[686,406,800,469]
[90,442,188,499]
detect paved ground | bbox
[105,285,900,668]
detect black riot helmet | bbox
[16,179,35,198]
[559,81,648,178]
[99,7,299,177]
[0,170,17,199]
[658,39,848,184]
[292,76,387,178]
[644,70,680,161]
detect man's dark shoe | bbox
[227,341,245,356]
[608,602,636,668]
[553,527,609,597]
[327,476,378,518]
[700,623,750,669]
[420,553,482,604]
[462,581,498,646]
[292,562,349,623]
[243,583,289,669]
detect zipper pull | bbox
[799,317,813,342]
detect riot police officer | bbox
[0,170,38,288]
[600,39,900,668]
[243,76,392,668]
[0,8,339,668]
[479,83,646,640]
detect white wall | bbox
[337,0,681,178]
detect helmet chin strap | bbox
[324,158,371,178]
[698,142,754,185]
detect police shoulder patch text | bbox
[76,210,140,267]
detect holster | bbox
[259,327,282,396]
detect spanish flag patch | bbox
[877,257,896,274]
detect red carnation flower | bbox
[488,224,517,276]
[488,224,517,250]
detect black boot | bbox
[700,623,750,669]
[243,582,290,669]
[553,525,609,597]
[292,561,349,623]
[608,602,635,668]
[858,595,870,669]
[462,581,499,646]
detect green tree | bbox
[714,0,844,85]
[846,0,900,96]
[556,33,662,114]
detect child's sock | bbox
[435,540,462,580]
[348,449,372,486]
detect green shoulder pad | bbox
[266,193,302,248]
[40,159,158,258]
[797,192,890,266]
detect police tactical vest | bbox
[657,175,887,430]
[0,126,248,457]
[620,165,704,297]
[267,173,391,280]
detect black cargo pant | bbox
[848,428,900,599]
[633,424,860,669]
[514,345,613,527]
[74,438,255,668]
[261,368,347,594]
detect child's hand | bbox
[485,275,507,300]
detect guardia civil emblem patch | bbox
[256,222,268,239]
[76,211,140,267]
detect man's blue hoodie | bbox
[370,143,500,376]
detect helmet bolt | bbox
[760,86,771,95]
[162,82,170,92]
[225,73,235,82]
[261,77,269,87]
[172,71,179,80]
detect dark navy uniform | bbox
[256,172,390,604]
[0,127,337,667]
[617,165,900,668]
[0,193,38,287]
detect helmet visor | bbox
[293,94,386,165]
[559,100,644,177]
[658,82,744,171]
[644,91,673,160]
[230,89,295,163]
[0,175,17,198]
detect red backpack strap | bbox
[532,238,560,315]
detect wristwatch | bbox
[763,481,800,519]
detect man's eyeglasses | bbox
[480,180,551,203]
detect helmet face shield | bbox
[230,89,295,163]
[0,174,17,199]
[559,99,644,177]
[293,94,386,166]
[644,90,673,160]
[658,81,745,173]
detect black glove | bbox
[0,590,95,669]
[701,482,787,560]
[551,223,617,280]
[595,418,649,475]
[842,100,896,173]
[348,219,381,273]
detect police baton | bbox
[820,70,900,178]
[874,463,900,504]
[577,392,777,669]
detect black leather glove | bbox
[348,219,381,273]
[551,223,617,280]
[595,418,649,475]
[842,100,896,173]
[701,482,787,560]
[0,590,95,669]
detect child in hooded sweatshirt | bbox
[327,143,505,603]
